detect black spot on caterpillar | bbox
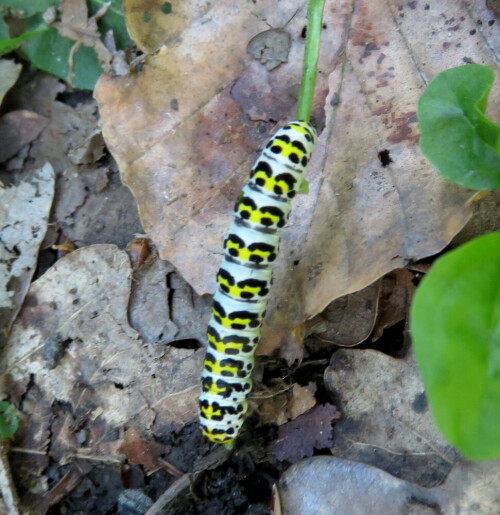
[199,121,317,444]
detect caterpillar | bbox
[199,120,317,444]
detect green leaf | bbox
[0,0,57,18]
[418,64,500,190]
[0,401,18,439]
[410,233,500,460]
[21,15,102,90]
[0,26,48,56]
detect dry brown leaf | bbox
[10,73,142,248]
[278,457,438,514]
[278,456,500,514]
[325,349,458,486]
[372,268,415,341]
[267,404,339,463]
[1,245,204,443]
[123,0,197,54]
[0,59,22,107]
[287,383,317,421]
[306,280,382,347]
[259,382,317,426]
[0,163,55,345]
[118,427,168,472]
[95,0,499,360]
[128,247,211,345]
[247,29,292,71]
[260,395,289,426]
[0,110,49,162]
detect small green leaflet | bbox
[418,65,500,190]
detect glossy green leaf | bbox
[0,0,56,18]
[418,65,500,190]
[410,233,500,460]
[0,401,18,439]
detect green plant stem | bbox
[296,0,325,122]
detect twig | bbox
[0,441,21,515]
[145,473,197,515]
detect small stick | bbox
[145,473,197,515]
[0,441,21,515]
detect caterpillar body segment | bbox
[216,260,273,301]
[235,183,293,231]
[199,121,317,444]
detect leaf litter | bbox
[0,0,499,512]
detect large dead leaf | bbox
[277,456,500,515]
[325,349,458,486]
[94,0,499,357]
[1,245,204,437]
[0,163,55,345]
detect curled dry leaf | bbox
[0,59,22,107]
[95,0,498,362]
[0,163,55,345]
[372,268,415,341]
[305,280,382,347]
[287,383,317,421]
[325,349,458,486]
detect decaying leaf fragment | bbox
[118,427,169,473]
[0,163,55,345]
[267,404,339,463]
[247,29,292,71]
[51,0,126,80]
